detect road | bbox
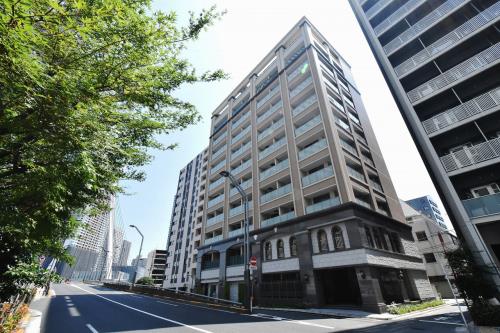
[30,283,468,333]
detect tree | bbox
[0,0,226,299]
[136,276,154,286]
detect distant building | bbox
[130,257,148,282]
[118,240,131,266]
[146,249,167,286]
[406,196,446,229]
[401,200,458,298]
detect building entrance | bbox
[316,268,361,306]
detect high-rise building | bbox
[349,0,500,290]
[117,240,131,266]
[146,249,167,286]
[401,200,458,298]
[406,195,446,229]
[193,17,434,313]
[164,149,209,290]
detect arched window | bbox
[265,241,272,260]
[317,230,328,252]
[290,237,297,257]
[277,239,285,259]
[332,226,345,250]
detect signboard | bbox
[249,256,257,270]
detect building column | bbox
[355,267,387,313]
[296,231,319,307]
[218,250,227,298]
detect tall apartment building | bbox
[406,195,447,229]
[117,240,131,266]
[195,17,434,313]
[163,149,209,290]
[349,0,500,291]
[146,249,167,286]
[401,200,458,298]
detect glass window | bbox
[390,233,402,253]
[373,228,383,249]
[265,241,272,261]
[318,230,329,252]
[277,239,285,259]
[332,226,345,250]
[290,237,298,257]
[415,231,428,241]
[364,226,374,248]
[424,253,436,263]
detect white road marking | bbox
[418,319,463,326]
[86,323,99,333]
[157,301,179,307]
[68,306,80,317]
[70,284,214,333]
[249,313,335,329]
[128,294,144,299]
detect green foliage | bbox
[387,299,444,315]
[469,301,500,326]
[0,0,226,299]
[136,276,154,286]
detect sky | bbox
[118,0,452,262]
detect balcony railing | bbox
[302,166,334,187]
[440,137,500,173]
[330,96,345,113]
[295,115,322,137]
[407,43,500,104]
[204,234,223,245]
[292,95,317,117]
[335,117,351,132]
[232,126,251,144]
[290,75,313,98]
[298,138,327,160]
[395,3,500,78]
[365,0,391,19]
[232,160,252,175]
[232,112,250,129]
[208,177,225,191]
[374,0,426,36]
[207,195,224,208]
[260,183,292,204]
[260,159,289,180]
[347,166,366,183]
[305,197,341,214]
[213,131,227,146]
[257,100,283,123]
[261,211,296,228]
[383,0,466,55]
[462,192,500,219]
[362,155,375,167]
[340,139,358,156]
[229,201,253,217]
[228,225,254,238]
[258,118,284,141]
[210,160,226,175]
[231,141,251,160]
[201,260,220,269]
[230,179,252,196]
[355,198,372,208]
[256,85,280,109]
[288,60,309,82]
[422,87,500,135]
[206,213,224,227]
[370,180,384,192]
[211,145,226,160]
[259,137,286,160]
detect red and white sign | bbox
[249,256,257,269]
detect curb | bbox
[25,309,42,333]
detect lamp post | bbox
[130,224,144,284]
[220,170,251,313]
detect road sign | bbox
[249,256,257,270]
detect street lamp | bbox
[130,224,144,284]
[219,170,251,313]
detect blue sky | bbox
[119,0,452,263]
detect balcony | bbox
[211,145,226,160]
[422,87,500,135]
[347,166,366,183]
[232,112,250,129]
[290,75,313,98]
[292,95,317,117]
[373,0,426,36]
[261,211,296,228]
[259,137,286,160]
[257,100,283,123]
[258,118,284,141]
[462,193,500,219]
[232,126,251,144]
[302,166,334,187]
[288,60,309,82]
[208,177,225,191]
[355,198,372,209]
[440,137,500,173]
[213,131,227,146]
[305,197,341,214]
[260,183,292,204]
[232,160,252,175]
[340,139,358,156]
[298,138,327,160]
[395,3,500,78]
[365,0,391,20]
[228,225,254,238]
[256,85,280,109]
[370,180,384,192]
[229,201,253,217]
[295,115,322,137]
[407,43,500,105]
[207,194,224,208]
[383,0,467,55]
[206,214,224,227]
[230,179,252,196]
[260,159,289,180]
[210,160,225,175]
[204,235,223,245]
[335,117,350,132]
[231,141,251,160]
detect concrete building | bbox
[194,17,434,313]
[118,240,131,266]
[406,195,447,229]
[348,0,500,291]
[164,149,209,291]
[401,200,458,298]
[146,249,167,286]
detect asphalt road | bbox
[30,283,469,333]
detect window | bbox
[373,228,383,249]
[332,226,345,250]
[277,239,285,259]
[389,233,402,253]
[364,226,374,248]
[265,242,272,261]
[290,237,298,257]
[318,230,329,252]
[423,253,436,263]
[415,231,428,241]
